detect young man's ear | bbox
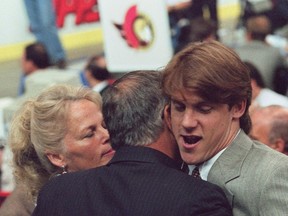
[232,100,247,119]
[164,104,172,131]
[46,152,66,168]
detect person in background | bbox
[166,0,192,51]
[0,84,114,216]
[175,16,218,53]
[187,17,217,42]
[83,54,113,95]
[18,42,50,96]
[240,0,288,33]
[162,40,288,215]
[32,70,232,216]
[187,0,219,37]
[244,61,288,111]
[234,15,285,89]
[23,0,66,68]
[166,0,191,12]
[250,105,288,155]
[0,184,34,215]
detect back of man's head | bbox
[85,55,111,81]
[176,18,217,53]
[251,105,288,154]
[102,70,168,150]
[188,17,217,43]
[246,15,271,41]
[269,106,288,154]
[25,42,50,69]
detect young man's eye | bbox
[172,100,185,112]
[197,105,212,113]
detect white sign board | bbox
[98,0,173,72]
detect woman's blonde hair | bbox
[9,84,102,201]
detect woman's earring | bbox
[62,165,68,174]
[53,165,68,178]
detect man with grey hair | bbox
[32,70,232,216]
[250,105,288,155]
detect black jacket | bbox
[33,146,232,216]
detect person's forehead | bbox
[170,96,215,109]
[170,90,203,103]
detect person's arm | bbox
[167,0,191,12]
[0,185,34,216]
[189,181,233,216]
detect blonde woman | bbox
[0,84,115,215]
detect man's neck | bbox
[148,130,181,162]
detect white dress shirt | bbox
[92,80,109,93]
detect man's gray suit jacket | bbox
[208,130,288,216]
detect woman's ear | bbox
[164,104,172,131]
[46,152,66,168]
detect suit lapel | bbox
[208,131,253,205]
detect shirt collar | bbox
[188,129,241,180]
[92,80,109,93]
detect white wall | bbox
[0,0,31,45]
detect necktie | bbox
[192,166,201,179]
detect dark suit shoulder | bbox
[34,162,232,216]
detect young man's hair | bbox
[162,40,252,134]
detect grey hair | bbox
[102,70,168,149]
